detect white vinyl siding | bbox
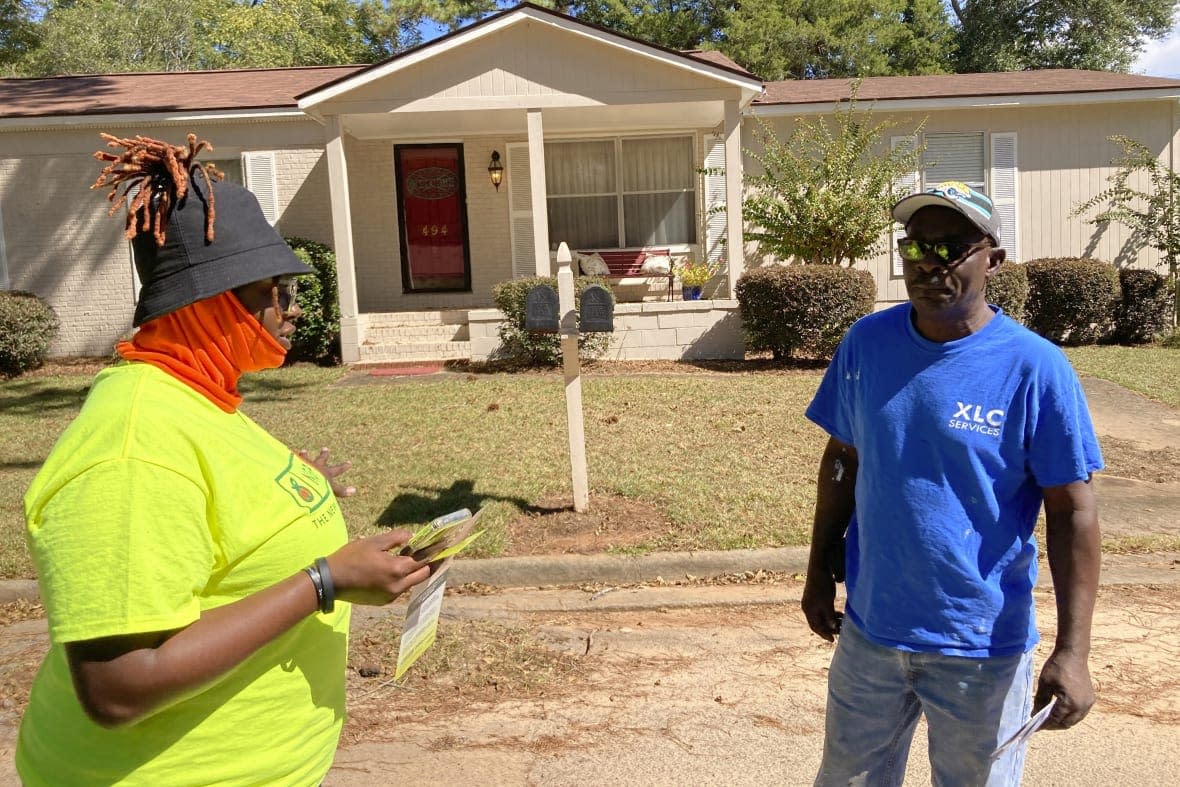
[507,142,535,278]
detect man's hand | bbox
[801,570,843,642]
[1034,648,1094,731]
[801,437,855,642]
[297,447,356,498]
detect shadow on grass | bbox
[0,459,45,470]
[377,479,549,526]
[0,381,91,414]
[238,375,321,402]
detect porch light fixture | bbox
[488,150,504,190]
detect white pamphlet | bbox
[990,697,1057,761]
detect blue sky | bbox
[1134,23,1180,77]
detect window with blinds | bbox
[923,133,985,191]
[544,135,696,250]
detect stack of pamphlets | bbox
[394,508,484,679]
[399,507,484,563]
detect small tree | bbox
[1072,134,1180,326]
[743,81,926,266]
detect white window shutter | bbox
[0,200,9,290]
[891,135,920,277]
[243,152,279,226]
[507,143,535,279]
[990,133,1019,261]
[703,135,727,266]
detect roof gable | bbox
[298,3,761,112]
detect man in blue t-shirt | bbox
[802,181,1103,785]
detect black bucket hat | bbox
[129,164,312,326]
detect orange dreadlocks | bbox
[92,133,223,246]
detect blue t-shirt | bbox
[806,304,1103,657]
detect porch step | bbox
[357,341,472,363]
[364,323,470,342]
[366,309,470,326]
[359,309,474,363]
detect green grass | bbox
[1064,345,1180,408]
[1,364,827,579]
[3,343,1176,580]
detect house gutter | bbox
[750,88,1180,117]
[0,109,308,133]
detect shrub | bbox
[1162,328,1180,348]
[1024,257,1119,346]
[1113,268,1175,345]
[284,238,341,365]
[0,290,60,377]
[491,276,613,366]
[735,265,875,359]
[986,262,1029,324]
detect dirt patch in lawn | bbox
[499,494,674,557]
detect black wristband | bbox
[314,557,335,614]
[304,562,325,611]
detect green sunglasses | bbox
[896,238,989,264]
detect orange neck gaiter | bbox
[117,291,287,413]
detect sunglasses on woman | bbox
[896,238,989,265]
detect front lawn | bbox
[0,363,828,579]
[2,344,1175,580]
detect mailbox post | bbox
[555,246,589,512]
[525,243,613,514]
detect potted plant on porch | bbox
[677,258,716,300]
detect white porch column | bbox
[527,109,551,276]
[724,99,744,295]
[324,115,362,363]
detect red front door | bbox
[395,144,472,292]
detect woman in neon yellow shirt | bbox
[18,134,433,786]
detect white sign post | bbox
[555,242,590,513]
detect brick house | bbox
[2,3,1179,362]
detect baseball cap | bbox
[891,181,1002,245]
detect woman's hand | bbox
[326,530,432,606]
[297,447,356,498]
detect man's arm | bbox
[1036,477,1100,730]
[801,436,858,642]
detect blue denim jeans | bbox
[815,622,1034,787]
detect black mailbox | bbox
[579,284,614,333]
[524,285,559,334]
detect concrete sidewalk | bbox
[3,548,1178,607]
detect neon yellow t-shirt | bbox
[18,363,351,786]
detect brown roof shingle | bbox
[756,69,1180,106]
[0,66,362,119]
[5,63,1179,121]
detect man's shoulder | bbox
[847,303,908,340]
[990,312,1072,364]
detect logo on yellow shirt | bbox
[275,455,332,513]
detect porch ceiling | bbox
[341,100,728,139]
